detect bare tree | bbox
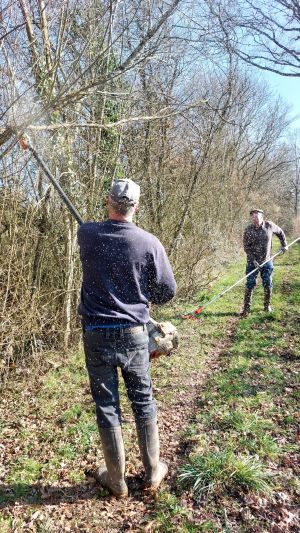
[290,133,300,218]
[0,0,297,378]
[0,0,188,374]
[205,0,300,76]
[0,0,183,153]
[125,53,292,294]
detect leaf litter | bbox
[1,248,299,531]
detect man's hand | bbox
[253,260,260,270]
[281,245,288,254]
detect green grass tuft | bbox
[179,450,272,500]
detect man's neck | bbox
[108,210,133,223]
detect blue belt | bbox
[84,323,144,332]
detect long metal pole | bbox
[21,138,84,226]
[20,138,160,328]
[181,236,300,318]
[20,137,299,324]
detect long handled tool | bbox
[19,137,83,225]
[181,236,300,319]
[19,135,178,357]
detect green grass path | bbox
[0,244,299,532]
[155,244,300,532]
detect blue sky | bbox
[263,72,300,131]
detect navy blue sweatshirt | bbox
[78,220,176,326]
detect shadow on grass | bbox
[0,482,98,507]
[201,311,240,317]
[280,280,300,301]
[0,476,145,508]
[276,263,297,267]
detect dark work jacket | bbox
[78,220,176,326]
[243,220,287,264]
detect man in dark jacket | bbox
[78,178,176,498]
[241,208,288,316]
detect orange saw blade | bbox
[19,137,29,150]
[180,306,204,319]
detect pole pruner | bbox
[181,236,300,319]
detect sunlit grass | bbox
[7,457,43,484]
[1,245,299,530]
[0,517,12,533]
[2,458,44,503]
[154,492,200,533]
[179,450,272,500]
[174,244,299,528]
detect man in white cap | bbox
[78,179,176,498]
[240,208,288,316]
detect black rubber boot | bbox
[94,426,128,498]
[264,287,272,312]
[136,417,168,491]
[240,287,254,317]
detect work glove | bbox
[253,260,261,270]
[281,245,288,254]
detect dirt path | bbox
[0,316,240,532]
[1,246,299,532]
